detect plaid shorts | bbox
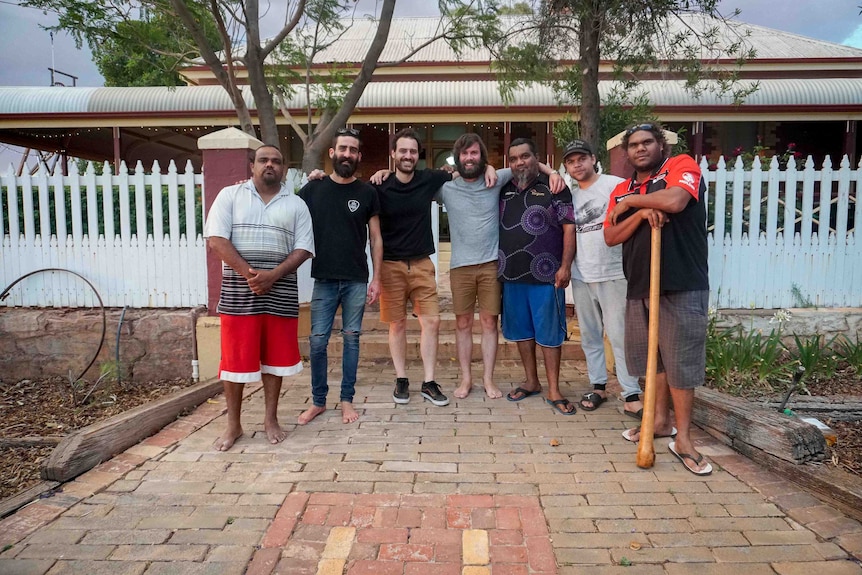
[624,290,708,390]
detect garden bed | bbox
[0,376,200,502]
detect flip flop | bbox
[506,386,542,402]
[579,392,606,411]
[546,398,577,415]
[669,441,713,476]
[624,408,644,420]
[622,426,678,443]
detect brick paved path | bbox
[2,358,861,574]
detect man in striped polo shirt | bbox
[205,145,315,451]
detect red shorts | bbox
[219,314,302,383]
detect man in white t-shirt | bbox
[564,140,644,418]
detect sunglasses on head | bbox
[625,123,656,136]
[336,128,360,137]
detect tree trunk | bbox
[300,0,397,173]
[245,43,279,146]
[579,4,602,148]
[301,142,325,173]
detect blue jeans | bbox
[309,280,367,407]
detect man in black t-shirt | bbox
[605,122,711,476]
[376,128,452,407]
[297,128,382,425]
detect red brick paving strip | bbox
[247,492,556,575]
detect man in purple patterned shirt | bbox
[498,138,577,415]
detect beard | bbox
[454,157,486,180]
[513,165,539,189]
[395,157,415,175]
[333,155,357,178]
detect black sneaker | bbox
[393,377,410,404]
[421,381,449,406]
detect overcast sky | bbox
[1,0,860,88]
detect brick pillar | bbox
[198,127,263,316]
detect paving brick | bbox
[396,507,422,527]
[409,528,462,546]
[519,506,549,536]
[378,543,434,562]
[526,535,557,571]
[472,508,497,529]
[143,561,246,574]
[346,560,403,575]
[44,559,147,574]
[355,527,408,544]
[205,546,255,563]
[447,507,472,529]
[421,507,446,529]
[664,564,777,575]
[17,545,115,561]
[461,567,492,575]
[463,529,490,565]
[786,506,847,525]
[0,559,54,575]
[771,561,862,575]
[743,530,819,546]
[609,545,715,564]
[490,545,527,563]
[301,505,329,525]
[308,493,354,506]
[24,530,86,545]
[807,517,862,540]
[109,544,208,561]
[80,530,171,545]
[595,519,693,533]
[261,517,297,549]
[317,559,346,575]
[836,533,862,560]
[322,526,355,560]
[688,517,794,532]
[136,515,228,529]
[404,563,461,575]
[713,544,827,562]
[373,507,399,528]
[435,543,462,563]
[491,565,529,575]
[380,461,457,473]
[168,529,262,546]
[554,532,650,549]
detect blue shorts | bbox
[501,283,567,347]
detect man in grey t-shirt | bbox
[440,133,564,399]
[564,139,644,418]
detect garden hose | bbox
[0,268,107,386]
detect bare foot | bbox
[341,402,359,424]
[213,426,243,452]
[298,405,326,425]
[454,381,472,399]
[264,420,288,444]
[483,381,503,399]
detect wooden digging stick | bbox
[637,225,662,469]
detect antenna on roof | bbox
[48,32,78,86]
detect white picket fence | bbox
[704,154,861,309]
[1,156,860,309]
[1,160,207,307]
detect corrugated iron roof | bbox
[1,78,860,117]
[306,15,862,64]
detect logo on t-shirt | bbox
[680,172,696,190]
[348,199,360,213]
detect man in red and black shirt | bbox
[604,123,712,476]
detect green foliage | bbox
[499,2,532,15]
[784,334,838,382]
[705,318,790,395]
[834,333,862,374]
[474,0,758,146]
[23,0,220,87]
[790,284,815,309]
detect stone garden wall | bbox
[0,307,206,383]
